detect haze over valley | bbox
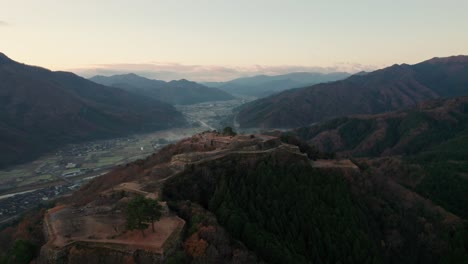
[0,54,250,223]
[89,74,235,105]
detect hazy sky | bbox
[1,0,467,81]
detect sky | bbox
[1,0,467,81]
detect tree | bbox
[1,240,37,264]
[144,198,163,232]
[126,196,149,236]
[126,196,163,236]
[222,126,237,136]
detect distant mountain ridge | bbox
[0,53,186,168]
[203,72,351,98]
[90,73,235,105]
[237,55,468,128]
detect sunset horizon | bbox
[2,0,467,81]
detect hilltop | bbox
[38,132,303,263]
[1,129,466,263]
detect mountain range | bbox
[11,101,465,263]
[237,56,468,128]
[89,73,235,105]
[2,54,468,263]
[0,53,186,168]
[203,72,350,98]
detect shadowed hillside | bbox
[289,96,468,220]
[1,130,467,263]
[162,133,468,263]
[0,53,186,168]
[203,72,350,98]
[293,96,468,159]
[237,56,468,128]
[90,73,235,105]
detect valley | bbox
[0,130,192,225]
[0,98,249,224]
[0,53,187,169]
[2,2,468,263]
[176,97,253,130]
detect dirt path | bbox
[311,159,359,169]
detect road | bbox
[197,119,216,131]
[0,189,39,200]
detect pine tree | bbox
[126,196,163,235]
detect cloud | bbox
[0,21,8,26]
[71,61,379,82]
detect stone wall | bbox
[39,241,169,264]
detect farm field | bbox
[0,98,250,196]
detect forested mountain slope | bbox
[90,73,235,105]
[0,53,186,168]
[1,108,467,264]
[237,56,468,128]
[287,96,468,220]
[204,72,350,98]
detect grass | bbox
[77,154,128,169]
[0,169,32,180]
[37,174,53,180]
[81,163,97,169]
[97,156,124,166]
[17,174,55,187]
[85,151,109,160]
